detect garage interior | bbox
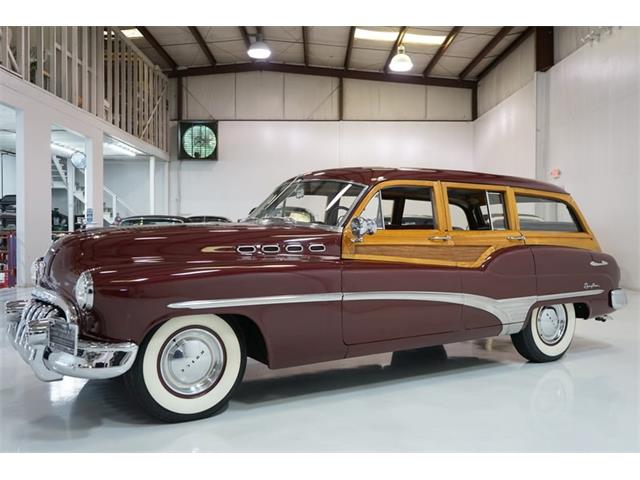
[0,26,638,451]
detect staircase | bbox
[50,155,135,229]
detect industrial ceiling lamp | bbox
[389,45,413,72]
[247,33,271,60]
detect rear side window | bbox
[515,194,583,232]
[447,188,508,231]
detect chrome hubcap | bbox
[536,305,567,345]
[159,328,225,396]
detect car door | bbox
[341,180,463,345]
[441,183,536,331]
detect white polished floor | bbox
[1,287,638,452]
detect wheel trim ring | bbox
[536,305,568,346]
[156,325,227,399]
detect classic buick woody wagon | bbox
[7,167,628,422]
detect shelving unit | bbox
[0,230,16,288]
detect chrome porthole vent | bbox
[261,245,281,254]
[308,244,326,253]
[236,245,257,255]
[285,244,304,254]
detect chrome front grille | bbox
[19,299,65,348]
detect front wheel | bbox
[124,314,246,422]
[511,303,576,363]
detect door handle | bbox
[507,235,526,241]
[590,260,608,267]
[428,235,452,241]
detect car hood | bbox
[40,222,342,294]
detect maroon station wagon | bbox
[7,167,628,422]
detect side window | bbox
[447,188,508,231]
[359,185,437,230]
[515,194,583,232]
[380,186,437,230]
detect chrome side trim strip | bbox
[168,289,604,336]
[538,289,604,301]
[168,292,343,310]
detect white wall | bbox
[544,27,640,289]
[175,72,471,121]
[170,121,473,220]
[473,80,536,178]
[0,153,16,196]
[104,158,151,217]
[478,34,535,117]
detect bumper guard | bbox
[5,293,138,382]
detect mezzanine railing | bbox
[0,26,168,152]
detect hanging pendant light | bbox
[247,33,271,60]
[389,45,413,72]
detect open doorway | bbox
[0,103,17,288]
[50,126,87,238]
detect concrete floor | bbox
[1,287,638,452]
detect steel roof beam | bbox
[188,26,216,66]
[459,26,512,79]
[344,26,355,70]
[423,26,462,77]
[167,61,476,89]
[137,27,178,71]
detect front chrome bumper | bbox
[5,292,138,382]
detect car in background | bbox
[118,215,187,226]
[186,215,231,224]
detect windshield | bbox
[248,179,366,228]
[120,217,185,226]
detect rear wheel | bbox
[511,303,576,363]
[124,314,246,422]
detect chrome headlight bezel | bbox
[30,257,45,285]
[74,271,94,310]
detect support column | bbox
[535,72,551,182]
[164,159,169,215]
[84,133,104,227]
[15,108,51,286]
[67,161,75,232]
[149,155,156,214]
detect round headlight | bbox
[74,271,94,310]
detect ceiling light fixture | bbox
[70,151,87,170]
[247,33,271,60]
[389,45,413,72]
[355,28,445,46]
[120,28,144,39]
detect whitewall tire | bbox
[124,314,246,422]
[511,303,576,363]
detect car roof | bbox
[121,215,187,221]
[298,167,566,194]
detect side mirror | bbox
[351,216,378,242]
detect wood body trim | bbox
[342,180,601,268]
